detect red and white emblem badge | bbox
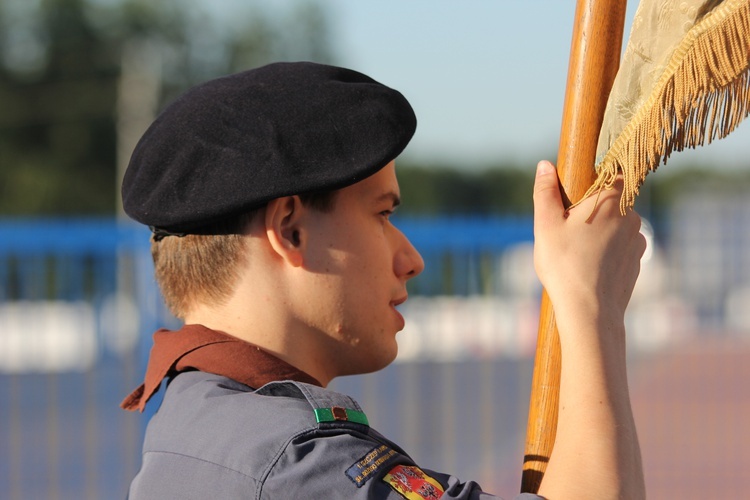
[382,464,445,499]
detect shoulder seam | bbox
[256,424,388,499]
[142,450,260,481]
[255,426,318,500]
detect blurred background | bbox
[1,0,749,498]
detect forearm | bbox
[538,307,645,500]
[530,161,646,499]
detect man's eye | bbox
[380,210,393,219]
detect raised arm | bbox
[532,160,646,500]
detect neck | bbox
[184,289,338,388]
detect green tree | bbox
[0,0,335,216]
[396,162,535,215]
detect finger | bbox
[533,160,564,229]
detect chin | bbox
[346,347,398,376]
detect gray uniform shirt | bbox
[129,371,544,499]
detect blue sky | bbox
[230,1,750,171]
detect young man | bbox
[121,62,646,499]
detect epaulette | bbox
[256,380,370,428]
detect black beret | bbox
[121,61,416,235]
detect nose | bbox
[393,228,425,280]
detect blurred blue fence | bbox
[0,216,534,499]
[0,219,156,499]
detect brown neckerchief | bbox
[121,324,321,412]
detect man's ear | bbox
[265,196,305,267]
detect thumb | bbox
[533,161,564,227]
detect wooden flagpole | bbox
[520,0,628,493]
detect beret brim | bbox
[122,61,417,234]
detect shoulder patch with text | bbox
[382,464,445,499]
[345,444,401,487]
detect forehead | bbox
[339,161,399,201]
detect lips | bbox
[391,295,408,308]
[390,295,408,330]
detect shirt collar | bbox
[121,324,321,412]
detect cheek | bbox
[327,233,390,280]
[293,273,347,335]
[357,232,393,269]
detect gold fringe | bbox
[582,0,750,214]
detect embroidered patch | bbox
[345,444,401,487]
[314,406,369,426]
[382,464,445,499]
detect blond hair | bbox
[152,192,336,319]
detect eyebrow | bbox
[376,191,401,208]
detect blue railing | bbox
[0,216,534,499]
[0,218,149,255]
